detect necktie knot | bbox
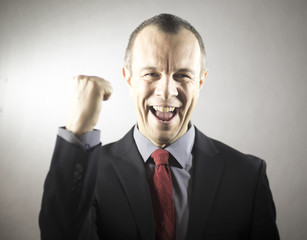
[151,149,169,166]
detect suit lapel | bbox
[186,128,224,240]
[112,129,155,240]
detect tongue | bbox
[155,111,174,121]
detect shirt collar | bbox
[133,123,195,168]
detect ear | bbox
[199,69,208,90]
[122,66,132,88]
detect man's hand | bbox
[66,75,113,137]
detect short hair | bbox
[124,13,207,75]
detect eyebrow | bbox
[176,68,196,75]
[140,67,196,75]
[140,66,158,72]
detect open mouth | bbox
[149,106,178,122]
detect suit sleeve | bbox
[39,136,101,240]
[249,160,280,239]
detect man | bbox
[39,14,279,240]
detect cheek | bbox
[132,81,153,108]
[180,87,200,113]
[179,86,196,105]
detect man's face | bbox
[123,26,207,148]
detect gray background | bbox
[0,0,306,239]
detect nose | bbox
[154,75,178,99]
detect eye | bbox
[174,73,191,80]
[177,74,188,78]
[143,73,160,80]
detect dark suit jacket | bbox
[39,127,279,240]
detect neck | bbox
[137,123,190,149]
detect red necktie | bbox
[150,149,175,240]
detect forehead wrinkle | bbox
[133,26,201,75]
[172,40,201,75]
[139,27,174,73]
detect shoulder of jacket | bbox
[194,127,264,169]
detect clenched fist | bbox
[66,75,113,137]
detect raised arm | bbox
[39,75,112,240]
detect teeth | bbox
[153,106,175,112]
